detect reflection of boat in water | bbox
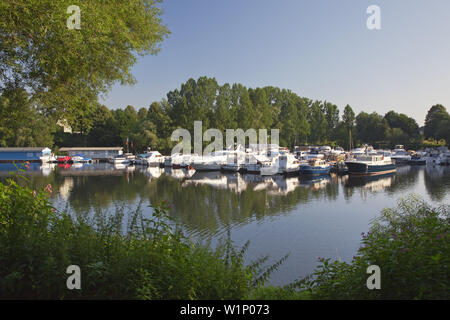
[40,163,56,176]
[139,166,163,179]
[267,176,301,195]
[164,167,195,180]
[182,171,248,193]
[0,162,47,176]
[345,173,394,192]
[299,175,331,190]
[58,177,74,200]
[113,163,130,170]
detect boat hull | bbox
[409,159,426,165]
[299,165,331,175]
[191,163,222,171]
[345,162,396,176]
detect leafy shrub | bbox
[298,195,449,299]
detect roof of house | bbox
[0,147,48,152]
[59,147,123,151]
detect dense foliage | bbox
[424,105,450,143]
[49,77,434,153]
[0,0,169,123]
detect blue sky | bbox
[100,0,450,125]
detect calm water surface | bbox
[1,162,449,286]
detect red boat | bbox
[57,155,71,163]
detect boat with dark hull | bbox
[409,154,426,165]
[299,159,332,175]
[345,154,396,176]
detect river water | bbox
[1,162,449,286]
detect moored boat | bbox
[276,153,301,175]
[345,154,396,176]
[299,159,332,175]
[391,145,411,164]
[408,154,426,165]
[142,151,164,166]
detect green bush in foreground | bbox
[0,176,285,299]
[297,195,450,299]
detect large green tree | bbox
[0,88,55,147]
[355,112,389,147]
[0,0,169,122]
[424,105,449,142]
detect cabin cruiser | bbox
[299,159,332,175]
[391,145,411,164]
[345,154,396,176]
[409,154,426,165]
[39,148,57,163]
[138,151,164,166]
[192,146,245,172]
[276,153,302,174]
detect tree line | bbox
[1,76,449,153]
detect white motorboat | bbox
[192,146,244,171]
[39,148,56,163]
[140,151,164,166]
[276,153,301,174]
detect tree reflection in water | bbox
[0,163,448,238]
